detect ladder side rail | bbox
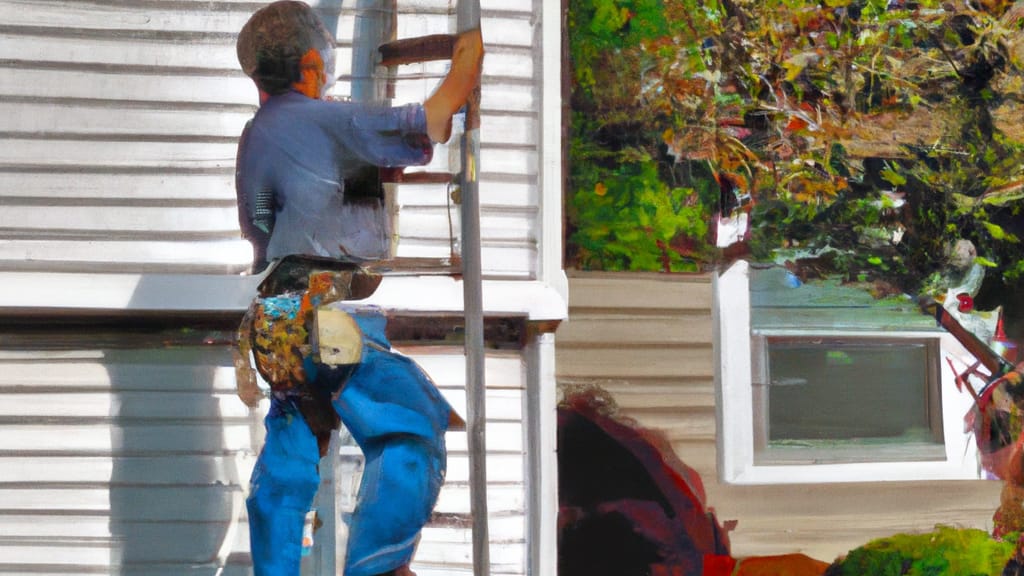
[456,1,490,575]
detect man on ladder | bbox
[231,2,483,574]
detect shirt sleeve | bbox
[235,120,274,271]
[325,101,434,168]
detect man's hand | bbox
[424,28,484,143]
[233,346,265,408]
[451,28,484,82]
[233,303,266,408]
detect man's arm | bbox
[424,28,484,143]
[235,122,275,272]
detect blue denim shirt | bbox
[236,91,433,268]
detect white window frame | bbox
[714,260,982,484]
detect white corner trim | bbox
[714,260,982,485]
[525,331,558,576]
[539,0,568,305]
[715,260,756,482]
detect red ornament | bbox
[956,292,974,313]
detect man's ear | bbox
[293,48,326,99]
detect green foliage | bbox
[567,0,1024,302]
[571,154,708,272]
[569,0,677,95]
[830,526,1015,576]
[569,0,717,272]
[1007,259,1024,283]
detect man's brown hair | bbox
[236,1,335,95]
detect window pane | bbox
[766,339,939,444]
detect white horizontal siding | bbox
[0,2,550,576]
[0,100,253,138]
[0,0,254,273]
[0,67,257,105]
[556,273,1006,563]
[0,455,246,484]
[2,0,258,33]
[0,172,237,200]
[2,32,244,70]
[0,338,529,575]
[386,346,528,575]
[0,241,253,274]
[0,0,542,278]
[0,342,257,575]
[377,0,541,278]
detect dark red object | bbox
[957,292,974,313]
[558,389,731,576]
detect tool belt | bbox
[234,255,382,455]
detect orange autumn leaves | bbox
[660,107,850,206]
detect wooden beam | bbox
[378,34,455,67]
[0,312,530,350]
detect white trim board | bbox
[0,272,567,321]
[714,260,982,484]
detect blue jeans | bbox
[246,306,451,576]
[343,435,445,576]
[247,400,321,576]
[246,404,446,576]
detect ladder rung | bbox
[379,34,456,67]
[257,255,464,298]
[363,256,462,276]
[384,171,456,184]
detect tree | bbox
[568,0,1024,327]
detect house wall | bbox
[0,328,531,575]
[555,271,1003,563]
[0,330,258,574]
[0,1,562,574]
[0,0,543,278]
